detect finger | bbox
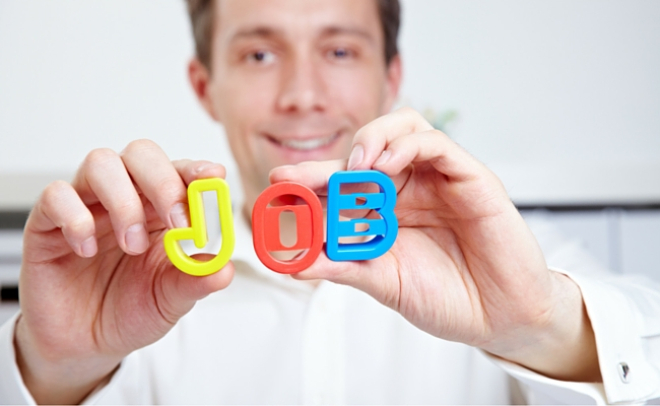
[270,159,392,196]
[269,159,373,218]
[166,258,235,302]
[121,140,194,231]
[172,159,227,186]
[373,130,487,182]
[73,148,149,255]
[291,250,400,309]
[169,158,227,231]
[269,159,346,194]
[270,158,412,200]
[347,107,433,170]
[25,180,97,259]
[157,256,235,321]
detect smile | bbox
[268,132,340,151]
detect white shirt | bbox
[1,210,660,404]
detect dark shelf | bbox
[0,285,19,303]
[0,211,30,229]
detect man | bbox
[0,0,658,403]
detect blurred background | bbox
[1,1,659,319]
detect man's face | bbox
[194,0,401,200]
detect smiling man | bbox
[189,0,400,217]
[1,0,660,404]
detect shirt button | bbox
[617,362,630,383]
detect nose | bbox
[276,53,328,114]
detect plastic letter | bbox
[326,170,398,261]
[252,182,324,274]
[164,178,235,276]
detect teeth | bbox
[279,133,338,150]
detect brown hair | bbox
[185,0,401,69]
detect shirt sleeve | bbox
[0,311,151,405]
[490,267,660,404]
[79,350,152,404]
[491,213,660,404]
[0,311,36,405]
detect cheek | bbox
[325,67,385,122]
[213,70,279,133]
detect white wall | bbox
[0,0,236,175]
[398,0,660,204]
[1,0,659,205]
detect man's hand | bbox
[270,107,601,382]
[16,139,234,404]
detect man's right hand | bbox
[15,139,234,405]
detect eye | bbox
[329,47,354,59]
[247,50,275,64]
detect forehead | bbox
[214,0,382,45]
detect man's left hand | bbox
[269,107,601,382]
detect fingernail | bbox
[170,203,189,228]
[374,150,391,167]
[347,144,364,170]
[80,236,97,258]
[194,165,208,175]
[125,223,149,254]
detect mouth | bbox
[266,132,340,151]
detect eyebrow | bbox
[230,26,281,42]
[320,26,376,44]
[229,25,376,44]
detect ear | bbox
[188,58,221,122]
[380,54,403,114]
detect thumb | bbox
[157,252,235,321]
[292,250,401,310]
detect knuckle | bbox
[352,126,368,142]
[85,148,118,169]
[112,198,143,215]
[40,180,71,207]
[64,214,93,236]
[398,105,417,118]
[154,178,184,204]
[42,179,69,198]
[123,138,159,156]
[432,128,449,141]
[398,106,429,127]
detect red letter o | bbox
[252,182,323,274]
